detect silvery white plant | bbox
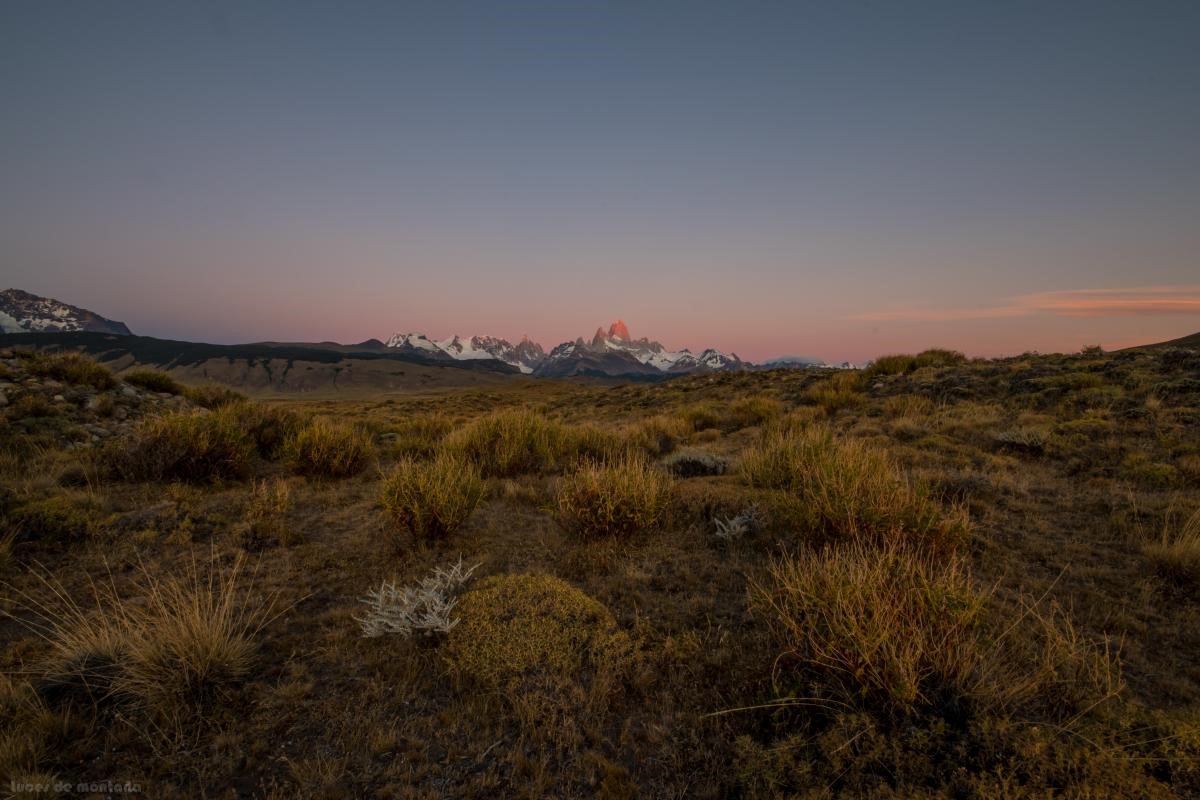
[713,505,764,542]
[356,557,480,638]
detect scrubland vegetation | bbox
[2,344,1200,797]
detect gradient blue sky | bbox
[3,1,1199,362]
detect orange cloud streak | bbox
[850,286,1200,322]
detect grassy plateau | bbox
[1,345,1199,798]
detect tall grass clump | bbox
[730,396,784,429]
[226,400,304,459]
[442,408,563,477]
[556,454,672,540]
[386,412,456,459]
[740,425,966,552]
[754,543,986,718]
[627,414,692,457]
[866,349,966,379]
[27,352,116,390]
[183,384,247,410]
[285,417,374,478]
[378,455,485,543]
[121,368,184,395]
[12,554,279,732]
[105,408,253,483]
[1144,508,1200,591]
[802,371,863,413]
[753,542,1122,722]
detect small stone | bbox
[113,405,128,420]
[0,389,7,407]
[53,394,66,402]
[120,385,139,399]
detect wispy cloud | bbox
[850,286,1200,322]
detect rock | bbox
[113,405,128,420]
[120,385,139,399]
[0,389,7,407]
[53,394,66,402]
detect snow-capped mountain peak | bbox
[384,331,545,373]
[0,288,131,335]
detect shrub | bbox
[121,369,184,395]
[865,354,917,378]
[993,426,1051,456]
[226,401,304,459]
[679,402,724,432]
[802,374,863,413]
[105,408,253,482]
[357,558,479,638]
[8,494,108,545]
[16,554,276,729]
[729,396,784,429]
[385,412,455,459]
[662,448,728,477]
[739,425,965,553]
[285,417,373,478]
[627,414,692,457]
[556,455,672,540]
[562,424,628,466]
[446,574,628,690]
[6,393,57,420]
[442,408,563,477]
[914,348,967,369]
[27,352,116,390]
[884,394,936,418]
[1144,508,1200,592]
[183,384,246,410]
[754,543,987,718]
[233,477,294,549]
[378,455,485,542]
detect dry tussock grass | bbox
[7,553,281,738]
[556,455,672,540]
[378,455,485,543]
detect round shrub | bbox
[285,417,373,478]
[556,455,672,540]
[446,574,628,690]
[378,455,485,542]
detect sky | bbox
[2,1,1199,363]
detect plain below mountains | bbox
[0,289,856,393]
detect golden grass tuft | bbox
[754,542,986,717]
[556,455,672,540]
[12,553,279,733]
[105,408,254,483]
[740,425,966,552]
[754,542,1122,721]
[234,477,294,548]
[1144,508,1200,591]
[378,455,485,543]
[26,352,116,390]
[442,407,564,477]
[626,414,692,457]
[284,416,374,478]
[121,368,185,395]
[446,573,628,690]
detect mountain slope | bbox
[0,288,132,335]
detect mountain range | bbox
[384,320,747,378]
[1,289,864,379]
[0,288,131,335]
